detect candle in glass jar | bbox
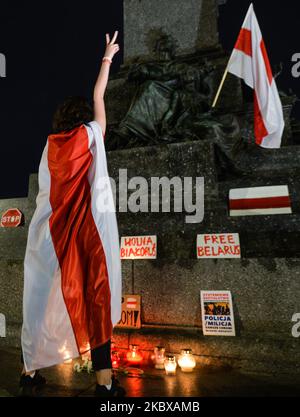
[178,349,196,372]
[164,355,177,375]
[126,344,143,365]
[154,346,166,370]
[111,350,121,368]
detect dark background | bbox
[0,0,298,198]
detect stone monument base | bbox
[1,140,300,375]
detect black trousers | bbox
[91,339,112,371]
[21,339,112,372]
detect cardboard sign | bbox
[200,291,236,337]
[120,235,157,259]
[116,295,141,329]
[1,208,23,228]
[197,234,241,259]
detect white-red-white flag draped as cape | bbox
[22,121,122,372]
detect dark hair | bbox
[52,96,94,133]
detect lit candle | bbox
[164,355,177,375]
[63,351,73,364]
[126,344,143,365]
[111,350,121,369]
[154,346,166,370]
[58,343,73,364]
[178,349,196,372]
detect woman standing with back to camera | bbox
[20,31,125,398]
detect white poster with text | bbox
[120,235,157,259]
[200,291,236,336]
[197,234,241,259]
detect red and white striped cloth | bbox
[229,185,292,217]
[227,3,284,148]
[22,121,122,372]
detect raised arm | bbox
[94,30,120,136]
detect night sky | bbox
[0,1,299,198]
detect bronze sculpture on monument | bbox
[105,0,297,178]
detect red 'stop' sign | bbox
[0,208,23,228]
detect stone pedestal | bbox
[1,141,300,375]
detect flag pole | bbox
[211,67,229,108]
[212,4,254,109]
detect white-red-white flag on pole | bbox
[227,3,284,148]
